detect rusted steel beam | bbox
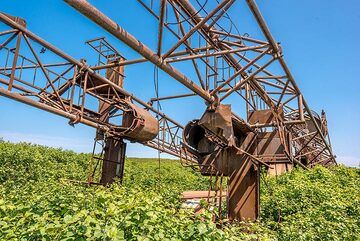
[0,87,109,131]
[167,44,268,63]
[150,92,196,102]
[100,138,127,185]
[157,0,166,56]
[0,28,18,37]
[65,0,214,103]
[0,62,72,71]
[209,29,268,45]
[91,58,147,71]
[7,32,21,91]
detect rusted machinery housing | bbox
[183,105,285,220]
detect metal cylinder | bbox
[122,102,159,142]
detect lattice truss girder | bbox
[0,13,193,163]
[0,0,335,166]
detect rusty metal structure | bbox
[0,0,335,221]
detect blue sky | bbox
[0,0,359,166]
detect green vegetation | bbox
[0,141,359,240]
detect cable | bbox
[166,0,209,25]
[153,66,162,185]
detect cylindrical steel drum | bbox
[122,102,159,142]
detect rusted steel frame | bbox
[298,94,305,121]
[86,83,109,92]
[248,87,258,110]
[235,146,272,168]
[292,127,324,143]
[255,75,287,79]
[0,28,18,37]
[257,78,295,94]
[221,39,271,55]
[1,16,188,160]
[0,62,72,71]
[207,0,236,29]
[297,148,321,159]
[168,45,216,58]
[225,81,258,110]
[281,93,298,106]
[65,0,214,103]
[310,151,331,166]
[266,91,293,95]
[231,51,296,93]
[0,12,139,100]
[39,94,66,110]
[69,66,78,112]
[0,54,71,97]
[0,32,17,50]
[165,0,237,67]
[7,32,21,91]
[172,8,206,89]
[292,131,317,141]
[238,57,296,94]
[91,43,216,70]
[0,13,185,132]
[276,120,307,169]
[41,64,75,94]
[163,0,233,59]
[80,71,89,117]
[146,140,195,162]
[159,128,181,146]
[22,34,67,111]
[294,133,318,158]
[276,78,290,107]
[167,44,268,63]
[137,0,217,74]
[246,0,335,163]
[91,58,147,71]
[157,0,167,56]
[85,37,119,55]
[150,84,253,109]
[150,92,196,102]
[0,77,33,94]
[0,69,52,95]
[211,47,270,96]
[163,119,179,148]
[220,57,275,101]
[1,45,73,82]
[210,29,268,45]
[0,87,109,132]
[308,147,327,165]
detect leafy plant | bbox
[0,141,358,240]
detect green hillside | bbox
[0,141,359,240]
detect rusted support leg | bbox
[228,159,259,221]
[100,137,127,185]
